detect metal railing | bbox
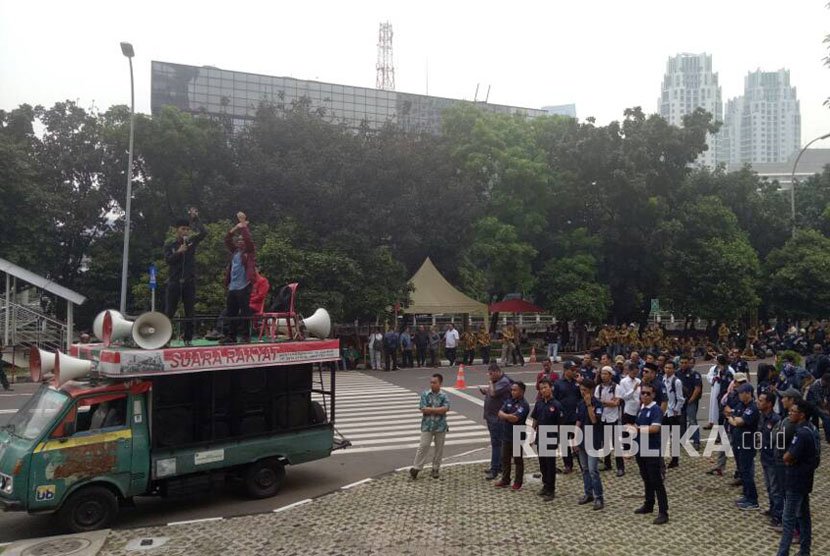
[1,297,66,352]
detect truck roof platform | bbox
[68,339,341,378]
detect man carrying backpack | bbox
[383,327,400,371]
[368,327,383,371]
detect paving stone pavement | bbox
[98,450,828,556]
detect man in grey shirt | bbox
[479,362,512,480]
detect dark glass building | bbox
[151,61,547,133]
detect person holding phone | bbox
[163,207,207,346]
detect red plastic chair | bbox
[258,283,299,341]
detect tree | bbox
[535,255,611,323]
[680,166,790,260]
[465,216,537,300]
[658,196,760,321]
[765,230,830,319]
[0,105,50,272]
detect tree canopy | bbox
[1,97,824,328]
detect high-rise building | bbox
[724,69,800,169]
[151,61,548,135]
[723,97,744,168]
[658,53,723,168]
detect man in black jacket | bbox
[163,208,207,346]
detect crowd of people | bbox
[358,322,543,371]
[342,317,830,373]
[586,320,830,360]
[409,348,826,556]
[365,323,495,371]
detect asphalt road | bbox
[0,357,758,542]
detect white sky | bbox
[2,0,830,145]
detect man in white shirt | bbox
[368,327,383,371]
[663,360,685,469]
[705,354,734,428]
[595,366,624,476]
[444,324,460,367]
[619,362,642,424]
[618,361,641,476]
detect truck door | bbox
[128,390,150,495]
[28,393,133,511]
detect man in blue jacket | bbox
[479,362,512,480]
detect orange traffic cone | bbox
[529,346,537,363]
[455,363,467,388]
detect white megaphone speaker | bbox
[54,352,93,386]
[102,310,135,346]
[93,309,124,341]
[131,311,173,350]
[29,348,56,383]
[301,308,331,339]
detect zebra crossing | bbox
[312,371,491,454]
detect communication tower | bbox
[376,22,395,91]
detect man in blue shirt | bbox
[758,391,783,526]
[410,373,450,480]
[727,383,760,510]
[631,382,669,524]
[531,378,562,501]
[579,354,596,384]
[494,381,529,490]
[777,399,818,556]
[399,326,413,368]
[479,362,512,480]
[677,355,703,450]
[576,379,604,510]
[221,212,256,344]
[641,363,667,414]
[554,361,581,473]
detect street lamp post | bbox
[119,42,135,314]
[790,131,830,238]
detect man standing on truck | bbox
[410,373,450,479]
[164,207,207,346]
[221,212,256,344]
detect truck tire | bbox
[310,401,327,424]
[57,485,118,532]
[243,458,285,499]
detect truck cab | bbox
[0,380,149,531]
[0,337,341,532]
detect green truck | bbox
[0,338,343,531]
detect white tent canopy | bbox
[403,257,488,316]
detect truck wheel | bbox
[58,486,118,532]
[243,458,285,499]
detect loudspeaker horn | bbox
[93,309,123,341]
[132,311,173,350]
[55,352,93,386]
[301,308,331,339]
[103,310,134,346]
[30,348,56,383]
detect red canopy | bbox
[488,299,544,314]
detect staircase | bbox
[1,294,66,369]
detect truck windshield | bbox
[6,387,69,440]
